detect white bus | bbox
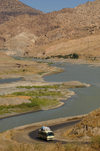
[38,126,54,141]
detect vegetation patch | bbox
[17,84,60,89]
[0,97,59,115]
[45,53,79,59]
[12,90,62,97]
[0,84,65,115]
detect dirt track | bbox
[29,119,81,143]
[12,119,81,144]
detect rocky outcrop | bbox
[67,109,100,139]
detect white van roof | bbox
[40,126,51,131]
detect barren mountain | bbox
[0,0,100,59]
[0,0,43,24]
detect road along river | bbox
[0,62,100,132]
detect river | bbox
[0,62,100,132]
[0,77,23,84]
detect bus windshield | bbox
[47,132,54,136]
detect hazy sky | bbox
[20,0,95,12]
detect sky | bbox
[20,0,95,13]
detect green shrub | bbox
[70,53,79,59]
[12,90,61,97]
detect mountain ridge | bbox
[0,0,100,59]
[0,0,43,24]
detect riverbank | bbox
[43,57,100,67]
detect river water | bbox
[0,62,100,132]
[0,77,23,84]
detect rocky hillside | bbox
[0,0,42,24]
[65,108,100,139]
[0,0,100,58]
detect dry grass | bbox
[91,136,100,150]
[0,142,99,151]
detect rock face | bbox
[0,0,100,58]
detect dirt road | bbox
[12,119,81,144]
